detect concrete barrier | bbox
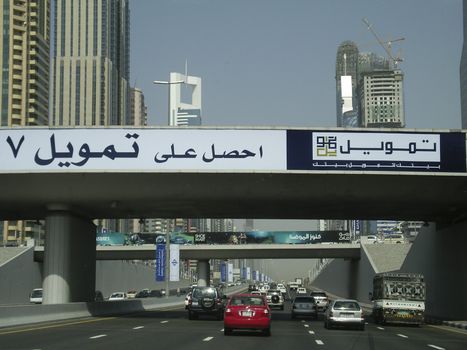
[0,285,246,328]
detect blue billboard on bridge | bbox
[287,130,466,173]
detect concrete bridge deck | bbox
[33,243,361,261]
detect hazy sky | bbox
[131,0,463,129]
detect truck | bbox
[370,272,425,325]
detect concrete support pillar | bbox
[196,260,210,287]
[43,206,96,304]
[348,259,359,300]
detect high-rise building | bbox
[359,69,405,128]
[169,72,202,126]
[0,0,50,127]
[1,0,50,244]
[51,0,130,126]
[335,41,359,127]
[461,0,467,128]
[130,87,147,126]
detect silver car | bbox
[324,299,365,330]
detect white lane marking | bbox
[160,320,169,324]
[308,330,315,335]
[397,334,409,338]
[301,320,305,323]
[220,328,224,332]
[377,327,385,330]
[428,345,446,350]
[203,337,214,342]
[89,334,107,339]
[315,340,324,345]
[304,324,309,328]
[133,326,144,330]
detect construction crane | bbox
[362,18,405,69]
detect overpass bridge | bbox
[0,126,466,306]
[34,243,361,261]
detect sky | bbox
[131,0,463,130]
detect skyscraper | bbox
[461,0,467,128]
[359,69,405,128]
[1,0,50,244]
[0,0,50,127]
[130,87,147,126]
[335,41,359,127]
[169,72,202,126]
[51,0,130,126]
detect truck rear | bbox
[371,272,425,325]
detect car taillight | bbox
[225,308,232,314]
[263,309,269,315]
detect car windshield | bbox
[192,288,217,298]
[294,297,314,303]
[31,290,42,297]
[311,292,326,297]
[230,296,264,306]
[333,301,361,310]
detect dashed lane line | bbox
[397,334,409,338]
[160,320,169,324]
[304,324,309,328]
[428,345,446,350]
[133,326,144,330]
[89,334,107,339]
[315,340,324,345]
[203,337,214,342]
[308,330,315,335]
[377,327,385,330]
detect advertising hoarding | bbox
[169,244,180,282]
[193,231,351,244]
[1,128,463,173]
[155,244,165,282]
[287,130,466,173]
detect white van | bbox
[29,288,43,304]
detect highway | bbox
[1,303,465,350]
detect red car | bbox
[224,293,271,336]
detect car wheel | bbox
[360,324,365,331]
[324,321,329,329]
[291,313,295,319]
[224,327,232,336]
[217,311,224,320]
[263,327,271,337]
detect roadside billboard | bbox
[193,231,351,244]
[96,231,128,246]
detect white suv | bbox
[310,291,329,312]
[266,290,284,310]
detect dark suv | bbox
[187,286,226,320]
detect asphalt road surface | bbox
[0,303,466,350]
